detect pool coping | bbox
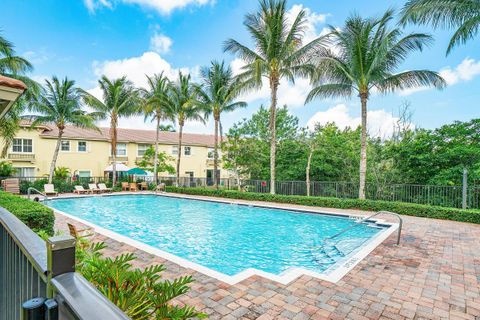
[46,192,399,285]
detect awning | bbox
[104,163,130,172]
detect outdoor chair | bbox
[67,223,94,239]
[121,182,130,191]
[44,184,58,196]
[156,183,166,192]
[74,185,89,194]
[98,183,112,193]
[139,182,148,190]
[88,183,100,193]
[129,182,137,191]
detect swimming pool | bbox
[47,194,395,283]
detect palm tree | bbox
[0,32,40,156]
[81,76,139,186]
[401,0,480,55]
[306,10,446,199]
[197,61,247,189]
[141,73,174,185]
[224,0,325,194]
[169,72,204,186]
[30,77,98,183]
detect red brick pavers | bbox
[54,204,480,320]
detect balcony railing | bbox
[108,156,128,162]
[7,153,35,162]
[0,207,130,320]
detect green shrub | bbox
[0,191,55,235]
[165,187,480,224]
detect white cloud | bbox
[400,58,480,96]
[307,104,409,138]
[286,4,328,45]
[150,33,173,54]
[84,0,212,14]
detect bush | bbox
[0,191,55,235]
[165,187,480,224]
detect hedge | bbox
[165,187,480,224]
[0,191,55,235]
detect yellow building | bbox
[1,121,227,181]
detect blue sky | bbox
[2,0,479,135]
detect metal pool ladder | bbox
[27,187,48,201]
[328,211,403,245]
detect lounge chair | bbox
[121,182,130,191]
[44,184,58,196]
[129,182,137,192]
[98,183,112,193]
[67,223,94,239]
[156,183,166,192]
[2,178,20,194]
[74,185,89,194]
[88,183,100,194]
[139,182,148,190]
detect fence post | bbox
[46,235,76,298]
[462,167,468,209]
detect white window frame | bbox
[77,170,92,178]
[184,146,192,156]
[11,138,33,154]
[115,143,127,157]
[60,140,70,152]
[77,141,87,152]
[171,145,178,155]
[137,144,150,157]
[207,148,215,159]
[13,167,36,178]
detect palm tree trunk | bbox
[154,115,160,185]
[269,77,279,195]
[176,120,184,187]
[359,93,368,199]
[111,116,118,186]
[306,149,313,197]
[48,129,63,184]
[213,114,219,189]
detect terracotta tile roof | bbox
[0,75,27,91]
[37,124,216,147]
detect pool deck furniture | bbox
[88,183,100,194]
[121,182,130,191]
[1,178,20,194]
[98,183,112,193]
[156,183,166,192]
[73,185,89,194]
[129,182,138,191]
[67,223,94,239]
[138,182,148,190]
[44,184,58,196]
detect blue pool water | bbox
[46,195,386,276]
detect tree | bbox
[135,146,175,175]
[401,0,480,55]
[81,76,139,186]
[141,73,174,185]
[30,77,98,183]
[0,161,16,177]
[224,0,325,194]
[306,10,446,199]
[158,124,175,132]
[197,60,246,189]
[301,129,321,196]
[169,72,204,186]
[54,166,70,179]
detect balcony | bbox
[109,156,129,162]
[8,153,35,163]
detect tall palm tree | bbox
[224,0,325,194]
[306,10,446,199]
[197,61,247,189]
[141,73,174,185]
[0,32,40,156]
[169,72,204,186]
[81,76,139,186]
[30,77,98,183]
[401,0,480,55]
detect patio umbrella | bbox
[127,167,147,175]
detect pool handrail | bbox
[27,186,49,201]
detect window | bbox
[61,140,70,151]
[184,146,191,156]
[207,148,214,159]
[12,138,33,153]
[171,146,178,155]
[78,170,91,178]
[78,141,87,152]
[116,143,127,156]
[137,144,150,157]
[13,167,35,178]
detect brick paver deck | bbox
[54,195,480,320]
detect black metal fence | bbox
[0,207,130,320]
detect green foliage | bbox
[54,167,70,179]
[135,146,175,174]
[76,240,205,320]
[0,191,54,235]
[166,187,480,224]
[0,161,16,176]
